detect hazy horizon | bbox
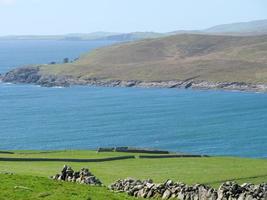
[1,18,267,36]
[0,0,266,36]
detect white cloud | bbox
[0,0,16,5]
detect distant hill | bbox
[204,19,267,35]
[1,19,266,42]
[38,34,267,84]
[0,32,120,41]
[0,31,169,41]
[101,32,168,41]
[63,32,120,40]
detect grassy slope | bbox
[0,174,138,200]
[0,151,267,188]
[40,34,267,84]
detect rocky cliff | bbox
[1,66,267,92]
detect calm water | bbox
[0,40,267,158]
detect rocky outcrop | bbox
[109,178,267,200]
[1,67,41,84]
[1,66,267,92]
[51,165,102,186]
[1,67,72,87]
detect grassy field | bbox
[1,150,267,185]
[0,150,267,199]
[40,34,267,84]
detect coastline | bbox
[1,66,267,93]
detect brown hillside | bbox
[41,34,267,83]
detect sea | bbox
[0,39,266,158]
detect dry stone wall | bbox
[109,178,267,200]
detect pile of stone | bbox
[109,178,267,200]
[217,182,267,200]
[51,165,102,186]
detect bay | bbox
[0,40,266,158]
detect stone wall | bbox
[97,146,170,154]
[139,155,207,159]
[109,178,267,200]
[0,155,135,162]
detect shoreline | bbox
[1,67,267,93]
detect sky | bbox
[0,0,266,35]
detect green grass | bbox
[0,174,138,200]
[1,150,267,187]
[1,150,266,199]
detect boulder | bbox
[162,189,171,199]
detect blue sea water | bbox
[0,40,267,158]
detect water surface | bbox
[0,40,266,158]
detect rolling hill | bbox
[39,34,267,83]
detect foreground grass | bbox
[0,150,267,188]
[0,174,138,200]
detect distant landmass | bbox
[99,32,169,41]
[2,33,267,92]
[204,19,267,35]
[1,19,266,42]
[0,32,120,41]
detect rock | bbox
[146,189,154,198]
[109,179,267,200]
[2,66,267,92]
[146,182,154,189]
[164,179,174,186]
[245,195,253,200]
[238,193,246,200]
[51,165,102,186]
[1,67,41,84]
[14,186,33,191]
[178,192,186,200]
[162,189,171,199]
